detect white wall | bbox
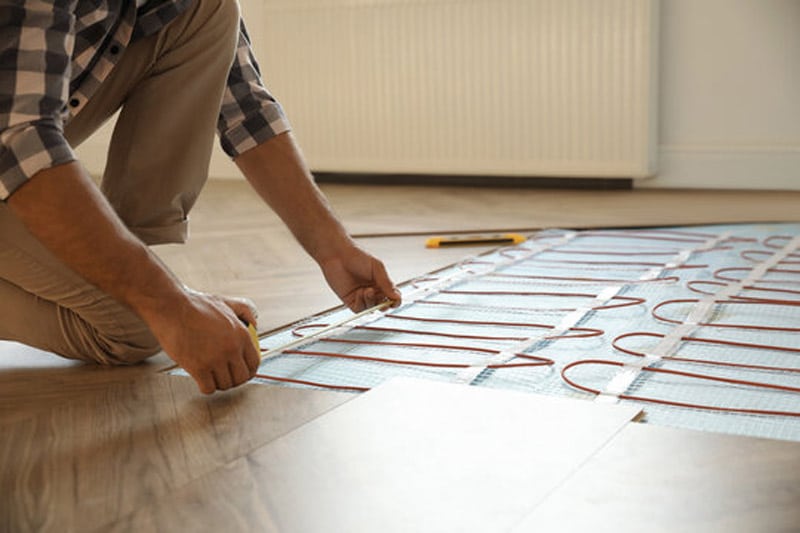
[77,0,800,190]
[645,0,800,189]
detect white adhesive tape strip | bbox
[454,347,523,384]
[548,308,594,338]
[605,366,648,396]
[663,249,695,270]
[596,232,733,403]
[684,299,718,326]
[647,323,696,358]
[741,235,800,286]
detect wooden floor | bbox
[2,181,800,532]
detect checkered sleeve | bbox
[0,0,77,200]
[217,18,291,158]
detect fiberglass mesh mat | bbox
[176,223,800,442]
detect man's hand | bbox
[318,244,401,312]
[151,289,261,394]
[9,161,261,394]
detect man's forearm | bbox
[7,161,186,324]
[234,131,400,312]
[234,132,353,262]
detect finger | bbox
[194,372,216,395]
[243,338,261,376]
[353,290,367,312]
[229,357,252,387]
[371,259,402,305]
[342,290,362,313]
[212,367,234,391]
[364,287,378,308]
[232,301,259,329]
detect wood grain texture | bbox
[321,183,800,235]
[0,374,350,533]
[0,344,174,426]
[513,423,800,533]
[108,379,640,533]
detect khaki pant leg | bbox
[0,202,159,364]
[66,0,241,245]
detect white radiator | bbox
[258,0,660,178]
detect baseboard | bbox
[639,145,800,190]
[313,173,632,190]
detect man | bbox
[0,0,401,393]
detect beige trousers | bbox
[0,0,240,364]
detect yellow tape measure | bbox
[425,233,526,248]
[247,322,261,354]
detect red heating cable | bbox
[539,248,685,257]
[764,235,796,249]
[293,315,604,341]
[254,372,370,393]
[612,331,800,373]
[571,229,755,244]
[381,314,604,339]
[561,359,800,417]
[714,267,800,284]
[436,290,645,311]
[687,280,800,304]
[652,299,800,332]
[483,272,679,285]
[500,254,708,269]
[266,336,554,370]
[741,249,800,264]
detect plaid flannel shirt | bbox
[0,0,290,200]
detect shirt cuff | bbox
[0,122,76,200]
[219,101,292,158]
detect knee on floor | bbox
[93,328,163,366]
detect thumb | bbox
[224,296,259,328]
[372,259,401,305]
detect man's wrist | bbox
[121,249,190,326]
[307,228,356,265]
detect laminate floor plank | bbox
[0,374,351,533]
[0,343,173,426]
[108,379,641,533]
[513,423,800,533]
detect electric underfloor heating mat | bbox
[171,223,800,442]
